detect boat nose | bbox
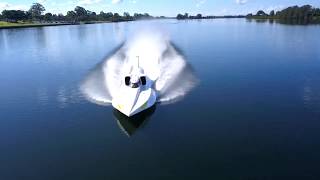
[115,91,139,117]
[115,102,134,117]
[120,107,135,117]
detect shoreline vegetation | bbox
[1,3,320,29]
[0,2,163,29]
[246,5,320,24]
[176,13,245,20]
[176,4,320,25]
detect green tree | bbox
[123,12,130,20]
[2,10,26,22]
[97,11,113,21]
[256,10,267,16]
[66,11,76,22]
[315,8,320,16]
[29,3,45,21]
[57,13,65,21]
[25,11,32,20]
[98,11,106,20]
[270,10,275,16]
[177,13,184,19]
[184,13,189,19]
[74,6,87,21]
[144,13,150,17]
[44,13,53,22]
[123,12,130,17]
[87,10,97,21]
[113,13,120,21]
[106,12,113,19]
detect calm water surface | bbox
[1,19,320,179]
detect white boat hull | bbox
[112,84,157,117]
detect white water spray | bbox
[81,32,198,106]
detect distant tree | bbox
[132,12,152,19]
[184,13,189,19]
[300,5,312,19]
[29,3,45,21]
[2,10,27,22]
[98,11,106,20]
[142,13,150,18]
[135,13,142,19]
[74,6,86,16]
[113,13,120,17]
[270,10,275,16]
[315,8,320,16]
[52,14,58,21]
[106,12,113,19]
[177,13,184,19]
[276,5,316,20]
[87,10,97,21]
[66,11,76,22]
[123,12,130,17]
[123,12,131,20]
[25,11,32,20]
[57,13,65,21]
[247,4,320,24]
[256,10,267,16]
[113,13,120,21]
[196,13,202,19]
[44,13,53,22]
[0,2,159,23]
[74,6,87,21]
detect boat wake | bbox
[80,32,198,106]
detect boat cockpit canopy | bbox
[125,76,146,88]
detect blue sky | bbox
[1,0,320,16]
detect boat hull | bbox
[112,86,157,117]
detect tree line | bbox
[0,3,153,23]
[176,13,244,20]
[177,13,203,19]
[246,5,320,22]
[176,5,320,22]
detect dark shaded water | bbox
[1,19,320,179]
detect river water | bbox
[1,19,320,179]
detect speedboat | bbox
[111,59,157,117]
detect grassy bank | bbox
[0,21,34,27]
[0,21,77,29]
[0,20,132,29]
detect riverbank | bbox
[0,21,75,29]
[246,5,320,24]
[0,21,116,29]
[246,16,320,24]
